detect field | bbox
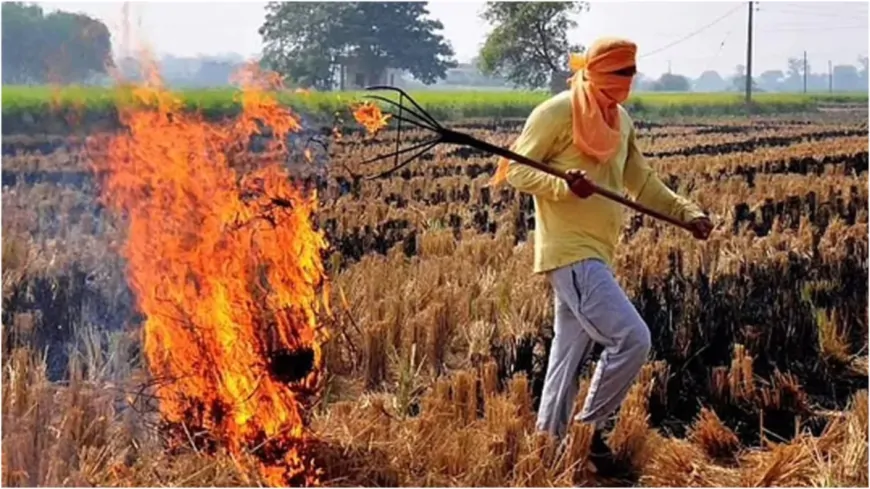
[1,83,868,487]
[3,84,869,134]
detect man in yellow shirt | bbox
[501,38,712,474]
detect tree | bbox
[693,70,726,92]
[783,56,808,91]
[259,2,455,89]
[787,57,808,79]
[858,56,868,92]
[758,70,785,92]
[260,2,346,89]
[477,2,589,90]
[729,64,759,92]
[196,59,239,87]
[651,73,691,92]
[1,2,112,84]
[832,64,860,92]
[631,72,654,92]
[42,10,113,83]
[351,2,455,84]
[1,2,45,83]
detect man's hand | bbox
[566,169,595,199]
[688,216,714,240]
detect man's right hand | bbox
[566,169,595,198]
[687,216,714,240]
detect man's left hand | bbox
[565,169,595,199]
[688,216,714,240]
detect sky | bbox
[36,0,870,79]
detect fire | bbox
[89,62,328,486]
[352,101,391,135]
[488,157,511,187]
[569,52,587,72]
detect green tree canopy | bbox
[2,2,112,84]
[857,55,868,89]
[730,64,759,93]
[259,2,456,90]
[651,73,691,92]
[477,2,588,90]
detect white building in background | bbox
[334,56,403,90]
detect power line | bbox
[761,3,868,14]
[666,51,866,64]
[761,2,868,10]
[757,24,868,32]
[768,10,868,20]
[756,4,868,30]
[758,18,868,28]
[761,6,868,19]
[636,49,866,78]
[752,49,868,60]
[639,4,743,59]
[696,28,734,74]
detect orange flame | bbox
[89,62,327,486]
[352,101,390,135]
[488,157,512,187]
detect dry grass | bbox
[816,308,854,367]
[5,334,866,487]
[2,113,868,486]
[4,207,868,487]
[689,408,741,461]
[3,205,867,486]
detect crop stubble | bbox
[1,109,867,486]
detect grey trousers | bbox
[536,259,652,440]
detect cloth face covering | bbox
[488,37,638,187]
[569,37,637,164]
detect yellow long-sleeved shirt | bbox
[505,90,705,274]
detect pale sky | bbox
[37,0,869,78]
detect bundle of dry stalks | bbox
[310,359,869,487]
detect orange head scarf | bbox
[569,37,637,163]
[487,37,637,186]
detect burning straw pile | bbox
[86,64,329,485]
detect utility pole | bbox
[803,51,808,93]
[745,1,754,103]
[828,60,833,93]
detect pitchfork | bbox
[356,85,694,233]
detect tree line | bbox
[3,1,868,93]
[634,57,870,94]
[1,2,112,84]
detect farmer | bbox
[499,37,713,473]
